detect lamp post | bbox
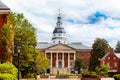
[17,45,21,80]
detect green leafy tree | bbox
[97,65,109,76]
[115,41,120,53]
[8,13,37,77]
[74,57,85,74]
[89,38,110,71]
[0,62,18,80]
[0,16,14,63]
[36,50,49,74]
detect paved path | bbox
[39,78,81,80]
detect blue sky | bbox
[2,0,120,48]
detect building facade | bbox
[0,1,11,62]
[36,12,92,75]
[100,48,120,72]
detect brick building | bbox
[100,48,120,72]
[36,12,92,74]
[0,1,11,62]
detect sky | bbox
[2,0,120,48]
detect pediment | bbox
[46,44,75,50]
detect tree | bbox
[115,40,120,53]
[89,38,110,71]
[74,57,85,74]
[0,62,18,80]
[36,50,49,74]
[0,22,13,63]
[97,65,109,76]
[7,13,37,77]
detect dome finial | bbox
[58,8,60,15]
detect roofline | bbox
[76,49,92,51]
[0,8,10,10]
[0,9,11,14]
[45,43,76,50]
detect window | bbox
[103,61,105,64]
[114,57,116,60]
[58,61,62,68]
[108,57,110,60]
[64,53,68,58]
[70,53,74,59]
[82,53,84,57]
[87,53,90,57]
[46,53,50,58]
[107,63,110,68]
[58,34,61,36]
[70,61,74,67]
[114,63,117,67]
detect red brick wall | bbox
[64,53,68,67]
[101,49,120,72]
[0,13,8,60]
[0,14,7,29]
[52,53,56,67]
[76,50,91,67]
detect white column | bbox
[45,53,46,58]
[56,53,58,68]
[68,53,70,68]
[62,53,64,68]
[74,53,76,61]
[51,53,52,68]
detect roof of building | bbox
[115,53,120,59]
[0,1,10,10]
[101,52,120,61]
[68,42,92,50]
[36,42,92,50]
[101,52,110,60]
[53,27,66,33]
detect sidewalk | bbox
[39,78,81,80]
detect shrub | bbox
[40,74,49,78]
[82,71,91,78]
[0,74,14,80]
[56,74,69,78]
[90,72,99,78]
[113,74,120,80]
[82,71,99,78]
[0,62,18,80]
[97,65,109,77]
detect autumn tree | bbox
[7,13,37,77]
[115,40,120,53]
[74,57,85,74]
[36,50,49,74]
[89,38,110,71]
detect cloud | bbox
[2,0,120,48]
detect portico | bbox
[45,44,76,74]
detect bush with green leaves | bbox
[97,65,109,77]
[56,74,69,78]
[82,71,99,78]
[0,62,18,80]
[113,74,120,80]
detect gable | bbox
[101,52,119,61]
[46,44,75,50]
